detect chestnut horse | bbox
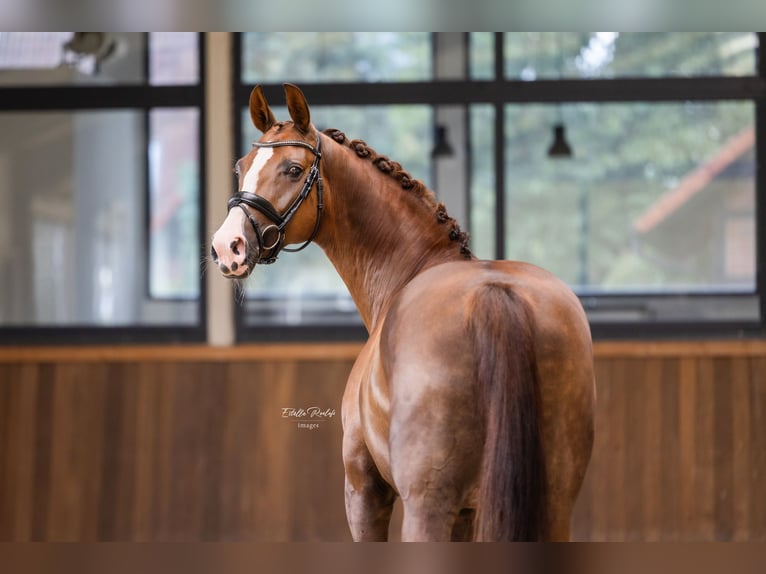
[211,84,596,541]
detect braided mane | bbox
[323,128,472,259]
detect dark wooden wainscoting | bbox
[0,341,764,541]
[574,344,766,541]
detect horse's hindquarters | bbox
[387,260,594,540]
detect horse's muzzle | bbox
[210,208,257,278]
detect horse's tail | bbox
[468,283,547,541]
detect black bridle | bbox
[227,133,323,265]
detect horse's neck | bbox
[316,145,466,331]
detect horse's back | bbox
[384,259,591,357]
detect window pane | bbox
[469,104,496,259]
[504,102,755,299]
[0,111,198,326]
[149,33,199,85]
[0,32,200,86]
[503,33,756,80]
[149,108,201,299]
[0,32,147,85]
[241,33,431,84]
[469,32,495,80]
[240,104,432,327]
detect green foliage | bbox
[491,101,753,291]
[242,33,430,84]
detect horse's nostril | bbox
[210,245,218,262]
[230,239,241,256]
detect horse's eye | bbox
[287,165,303,178]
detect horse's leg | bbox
[450,509,475,541]
[344,469,396,541]
[539,370,596,542]
[546,507,573,541]
[390,411,476,541]
[343,428,396,541]
[384,362,480,541]
[398,498,459,541]
[542,428,594,542]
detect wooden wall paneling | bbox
[1,343,765,542]
[289,361,348,541]
[640,357,663,541]
[245,360,301,541]
[0,365,10,540]
[132,362,164,541]
[623,358,647,540]
[750,357,766,538]
[678,357,697,538]
[0,365,14,539]
[730,356,751,540]
[218,360,265,540]
[253,360,304,541]
[694,356,715,540]
[30,364,55,541]
[216,359,352,541]
[151,362,179,540]
[659,358,681,540]
[222,361,275,540]
[44,363,105,540]
[97,363,134,541]
[712,357,735,541]
[605,358,627,540]
[162,362,222,540]
[0,365,39,540]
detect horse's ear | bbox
[249,85,276,133]
[284,83,311,134]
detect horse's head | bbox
[211,83,323,278]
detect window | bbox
[235,33,434,340]
[241,32,431,84]
[502,33,756,80]
[0,33,205,343]
[501,102,754,295]
[469,33,763,336]
[234,33,765,341]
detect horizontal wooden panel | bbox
[0,343,364,363]
[0,343,765,541]
[2,339,766,363]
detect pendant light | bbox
[547,34,573,159]
[431,124,455,158]
[548,124,573,157]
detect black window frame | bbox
[0,33,208,344]
[232,32,766,342]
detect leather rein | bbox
[227,132,323,265]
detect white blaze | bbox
[210,147,275,275]
[241,147,274,193]
[213,208,246,254]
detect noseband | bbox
[227,133,323,265]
